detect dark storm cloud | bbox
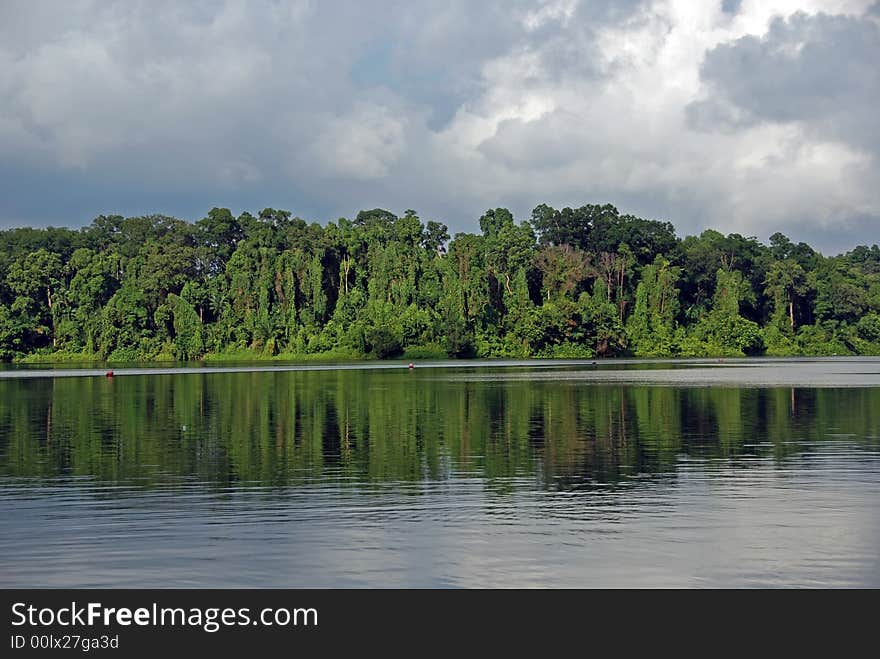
[0,0,878,252]
[0,0,639,230]
[721,0,743,15]
[692,10,880,151]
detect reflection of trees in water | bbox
[1,372,879,490]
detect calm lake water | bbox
[1,358,879,588]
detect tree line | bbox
[1,203,879,362]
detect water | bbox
[1,358,879,587]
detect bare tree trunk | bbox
[47,286,57,347]
[341,257,351,294]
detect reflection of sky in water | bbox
[1,359,879,587]
[3,456,879,587]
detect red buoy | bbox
[105,370,114,378]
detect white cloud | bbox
[307,101,410,179]
[0,0,878,251]
[522,0,579,31]
[420,0,880,248]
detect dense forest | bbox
[1,203,879,362]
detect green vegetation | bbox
[2,204,879,362]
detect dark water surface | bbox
[1,358,879,587]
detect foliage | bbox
[626,256,680,356]
[684,270,763,356]
[1,203,878,362]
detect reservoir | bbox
[1,357,879,587]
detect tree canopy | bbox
[2,203,878,362]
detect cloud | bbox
[306,100,412,179]
[0,0,878,253]
[693,11,880,145]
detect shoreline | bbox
[8,349,880,368]
[3,355,880,388]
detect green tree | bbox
[765,259,809,334]
[6,249,64,347]
[626,256,681,356]
[684,269,762,356]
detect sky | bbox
[1,0,878,253]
